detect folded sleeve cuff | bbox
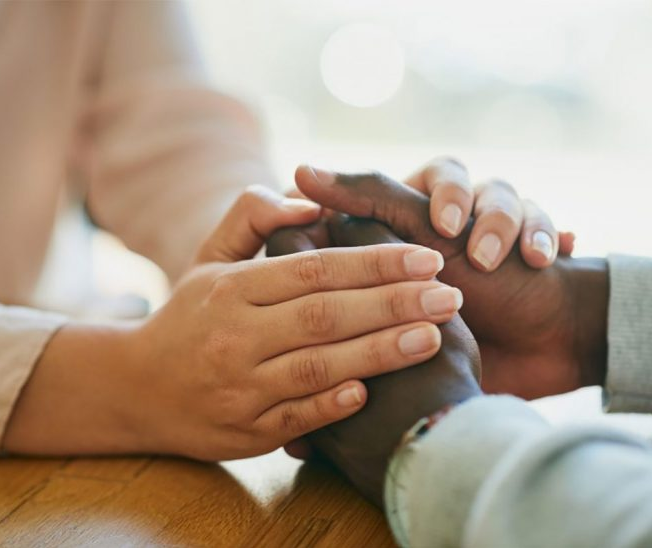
[604,254,652,413]
[0,306,66,443]
[385,395,550,547]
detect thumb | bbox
[196,185,321,264]
[295,165,465,259]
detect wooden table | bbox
[0,450,395,547]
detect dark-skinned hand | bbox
[292,165,609,401]
[267,218,482,506]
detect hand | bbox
[293,167,608,400]
[3,186,463,459]
[267,218,482,506]
[273,159,575,273]
[403,157,576,270]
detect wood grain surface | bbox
[0,450,395,547]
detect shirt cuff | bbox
[0,306,67,443]
[384,395,549,548]
[604,254,652,413]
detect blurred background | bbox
[190,0,652,432]
[38,0,652,313]
[33,0,652,433]
[185,0,652,258]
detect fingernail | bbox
[532,230,554,261]
[305,165,335,186]
[398,324,440,355]
[420,287,464,316]
[439,204,463,236]
[473,233,502,270]
[404,248,444,277]
[281,197,321,214]
[335,386,363,407]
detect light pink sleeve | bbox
[81,0,276,282]
[0,306,66,443]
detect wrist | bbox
[3,321,145,455]
[564,257,609,387]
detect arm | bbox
[81,0,275,282]
[3,188,464,458]
[275,163,652,546]
[267,216,482,504]
[293,166,609,399]
[390,396,652,548]
[386,255,649,546]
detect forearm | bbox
[2,322,144,456]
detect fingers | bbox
[255,380,368,441]
[258,322,441,403]
[518,200,560,268]
[328,213,404,246]
[196,185,321,264]
[261,281,461,354]
[240,244,444,305]
[467,180,524,272]
[285,187,307,199]
[295,165,440,248]
[266,221,331,257]
[559,231,576,256]
[404,157,474,238]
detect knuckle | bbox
[368,169,387,182]
[238,185,277,212]
[242,184,268,202]
[428,156,471,187]
[383,287,407,322]
[296,250,330,290]
[298,295,338,336]
[482,206,521,231]
[522,200,552,224]
[362,246,388,284]
[291,348,331,392]
[434,156,470,179]
[208,270,239,302]
[237,187,258,208]
[280,405,310,434]
[433,155,467,170]
[486,178,517,197]
[362,339,386,372]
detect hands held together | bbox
[267,158,607,504]
[5,157,608,510]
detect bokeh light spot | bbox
[320,23,405,108]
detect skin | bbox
[3,186,464,459]
[266,166,609,505]
[288,157,576,272]
[267,219,482,506]
[292,167,609,399]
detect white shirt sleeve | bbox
[0,305,66,443]
[385,395,652,548]
[605,254,652,412]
